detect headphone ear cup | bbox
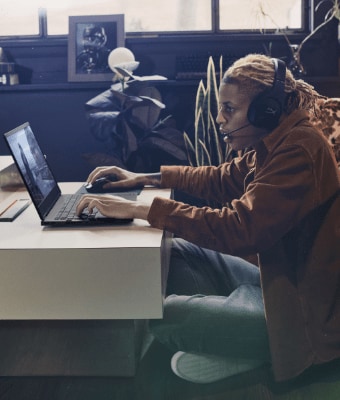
[247,58,286,130]
[247,93,283,130]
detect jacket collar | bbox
[261,109,311,152]
[254,109,311,167]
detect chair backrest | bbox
[310,97,340,168]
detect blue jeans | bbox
[149,238,271,362]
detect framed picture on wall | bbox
[68,14,125,82]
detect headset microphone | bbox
[221,123,251,139]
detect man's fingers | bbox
[76,195,96,215]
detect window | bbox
[0,1,41,36]
[219,0,303,31]
[0,0,305,38]
[47,0,212,35]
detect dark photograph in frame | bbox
[68,14,125,82]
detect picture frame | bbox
[68,14,125,82]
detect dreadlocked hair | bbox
[223,53,325,118]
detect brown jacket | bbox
[147,109,340,381]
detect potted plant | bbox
[183,56,234,167]
[179,56,235,207]
[83,51,188,173]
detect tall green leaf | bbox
[184,55,233,167]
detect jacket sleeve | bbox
[148,143,319,257]
[160,151,256,205]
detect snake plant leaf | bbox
[198,139,212,166]
[195,107,206,143]
[195,107,206,165]
[195,80,207,119]
[183,131,195,153]
[209,111,223,165]
[205,58,213,131]
[207,56,219,122]
[219,55,224,86]
[185,55,232,167]
[183,132,196,166]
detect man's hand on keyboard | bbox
[76,194,151,221]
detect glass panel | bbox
[46,0,212,35]
[219,0,302,30]
[0,0,40,36]
[0,0,304,37]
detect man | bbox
[77,54,340,384]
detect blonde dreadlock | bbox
[223,53,324,118]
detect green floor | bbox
[0,338,339,400]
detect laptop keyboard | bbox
[55,194,82,221]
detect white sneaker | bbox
[170,351,264,384]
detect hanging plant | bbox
[258,0,340,76]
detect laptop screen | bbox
[4,122,61,219]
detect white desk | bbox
[0,157,172,376]
[0,183,171,320]
[0,155,13,170]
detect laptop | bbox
[4,122,137,226]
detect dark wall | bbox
[0,84,109,181]
[0,24,339,181]
[0,81,199,181]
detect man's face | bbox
[217,82,268,151]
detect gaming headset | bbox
[247,58,287,130]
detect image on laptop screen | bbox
[5,123,56,207]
